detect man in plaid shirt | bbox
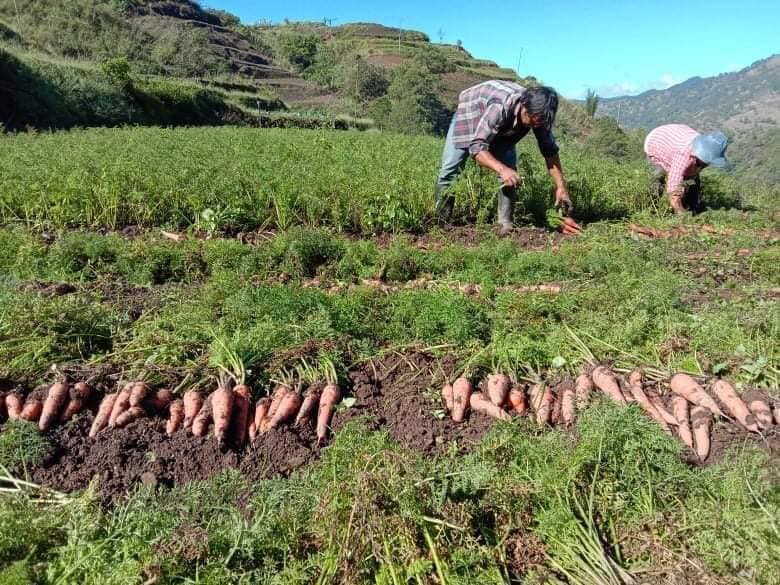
[644,124,730,214]
[435,81,573,233]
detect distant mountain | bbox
[596,55,780,183]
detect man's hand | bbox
[554,187,573,215]
[669,192,686,215]
[498,166,523,188]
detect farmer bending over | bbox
[644,124,729,214]
[434,81,574,234]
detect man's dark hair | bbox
[521,86,559,127]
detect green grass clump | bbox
[0,419,52,472]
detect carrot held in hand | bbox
[470,392,511,421]
[40,382,70,431]
[90,393,117,438]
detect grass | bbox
[0,126,777,583]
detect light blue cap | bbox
[691,131,730,168]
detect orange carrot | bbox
[575,374,593,408]
[144,389,173,412]
[230,385,251,446]
[691,405,711,461]
[253,397,270,438]
[671,396,694,450]
[451,377,473,423]
[561,388,576,426]
[295,387,322,427]
[39,382,70,431]
[486,374,510,407]
[90,393,117,438]
[507,385,527,415]
[316,382,342,443]
[267,384,291,422]
[441,383,454,413]
[535,387,554,426]
[60,382,92,423]
[212,384,234,444]
[167,400,184,436]
[183,390,204,431]
[591,367,627,405]
[628,371,671,435]
[128,382,150,407]
[6,393,24,419]
[529,383,543,411]
[470,392,511,420]
[669,374,724,417]
[647,392,678,427]
[192,395,213,438]
[20,398,42,422]
[108,384,132,428]
[747,396,773,429]
[115,406,146,428]
[269,391,302,430]
[710,380,758,432]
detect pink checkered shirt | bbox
[644,124,701,194]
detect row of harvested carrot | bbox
[442,367,779,461]
[1,379,343,447]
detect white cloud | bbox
[588,73,685,99]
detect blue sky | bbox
[207,0,779,99]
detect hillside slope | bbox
[596,55,780,182]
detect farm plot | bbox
[0,127,778,584]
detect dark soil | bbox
[23,351,498,504]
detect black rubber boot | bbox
[496,186,516,235]
[434,184,455,225]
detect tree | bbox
[344,58,389,102]
[385,64,449,135]
[585,88,599,118]
[277,31,319,71]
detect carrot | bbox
[108,383,133,428]
[690,405,711,461]
[253,397,270,438]
[267,384,291,422]
[647,391,678,427]
[671,396,694,450]
[316,382,342,444]
[144,389,173,412]
[469,392,511,421]
[561,388,576,426]
[550,391,562,424]
[507,385,527,415]
[212,384,234,444]
[529,383,543,411]
[129,382,150,407]
[669,374,724,417]
[230,384,251,446]
[747,396,773,429]
[182,390,204,431]
[627,371,671,435]
[39,382,70,431]
[591,367,626,404]
[441,383,454,413]
[192,395,213,438]
[60,382,92,422]
[90,393,117,438]
[269,391,302,430]
[295,386,322,427]
[6,393,24,419]
[486,374,510,407]
[115,406,146,428]
[709,380,758,432]
[248,421,256,441]
[451,377,473,423]
[166,399,184,436]
[535,387,554,426]
[575,374,593,408]
[20,398,43,422]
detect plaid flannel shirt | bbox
[451,80,559,158]
[644,124,701,194]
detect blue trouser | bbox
[435,118,518,224]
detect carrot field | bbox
[0,126,778,584]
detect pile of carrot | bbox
[441,367,779,461]
[1,376,343,450]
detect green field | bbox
[0,127,778,584]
